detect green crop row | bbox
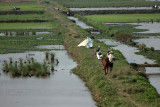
[0,22,53,29]
[0,3,43,11]
[0,31,63,54]
[0,14,49,21]
[50,0,160,7]
[84,14,160,23]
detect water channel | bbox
[0,45,96,107]
[0,32,51,36]
[69,7,156,11]
[67,16,93,29]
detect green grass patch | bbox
[0,14,49,21]
[50,0,160,7]
[0,3,43,11]
[0,22,53,29]
[84,14,160,23]
[3,57,51,77]
[0,32,63,53]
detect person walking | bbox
[107,51,115,72]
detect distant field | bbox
[0,3,43,11]
[0,14,48,21]
[84,14,160,23]
[0,22,52,29]
[51,0,160,7]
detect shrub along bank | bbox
[42,1,160,107]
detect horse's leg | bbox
[104,65,108,75]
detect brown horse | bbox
[102,57,110,75]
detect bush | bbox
[115,33,132,43]
[150,47,155,51]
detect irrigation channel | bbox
[0,45,96,107]
[0,32,51,36]
[67,16,160,95]
[69,7,156,11]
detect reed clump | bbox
[2,57,51,77]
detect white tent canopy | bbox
[78,37,93,48]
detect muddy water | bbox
[0,45,96,107]
[68,16,93,29]
[134,36,160,50]
[69,7,153,11]
[35,45,65,50]
[104,22,160,33]
[0,32,51,36]
[91,31,100,35]
[145,67,160,94]
[99,39,155,64]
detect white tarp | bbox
[78,37,93,48]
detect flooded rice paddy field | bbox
[104,22,160,34]
[98,39,155,64]
[69,7,156,11]
[0,45,96,107]
[134,36,160,50]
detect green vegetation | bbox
[0,32,63,53]
[0,14,49,21]
[0,22,52,29]
[50,0,160,7]
[84,14,160,23]
[40,1,160,106]
[0,3,43,11]
[3,57,51,77]
[77,14,160,64]
[1,0,160,106]
[136,48,160,64]
[65,31,160,107]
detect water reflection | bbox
[145,67,160,94]
[0,45,96,107]
[134,36,160,50]
[104,22,160,33]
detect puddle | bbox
[104,22,160,33]
[69,7,154,11]
[145,67,160,94]
[35,45,65,50]
[134,36,160,50]
[0,45,96,107]
[99,39,155,64]
[68,16,93,29]
[90,31,100,35]
[0,32,51,36]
